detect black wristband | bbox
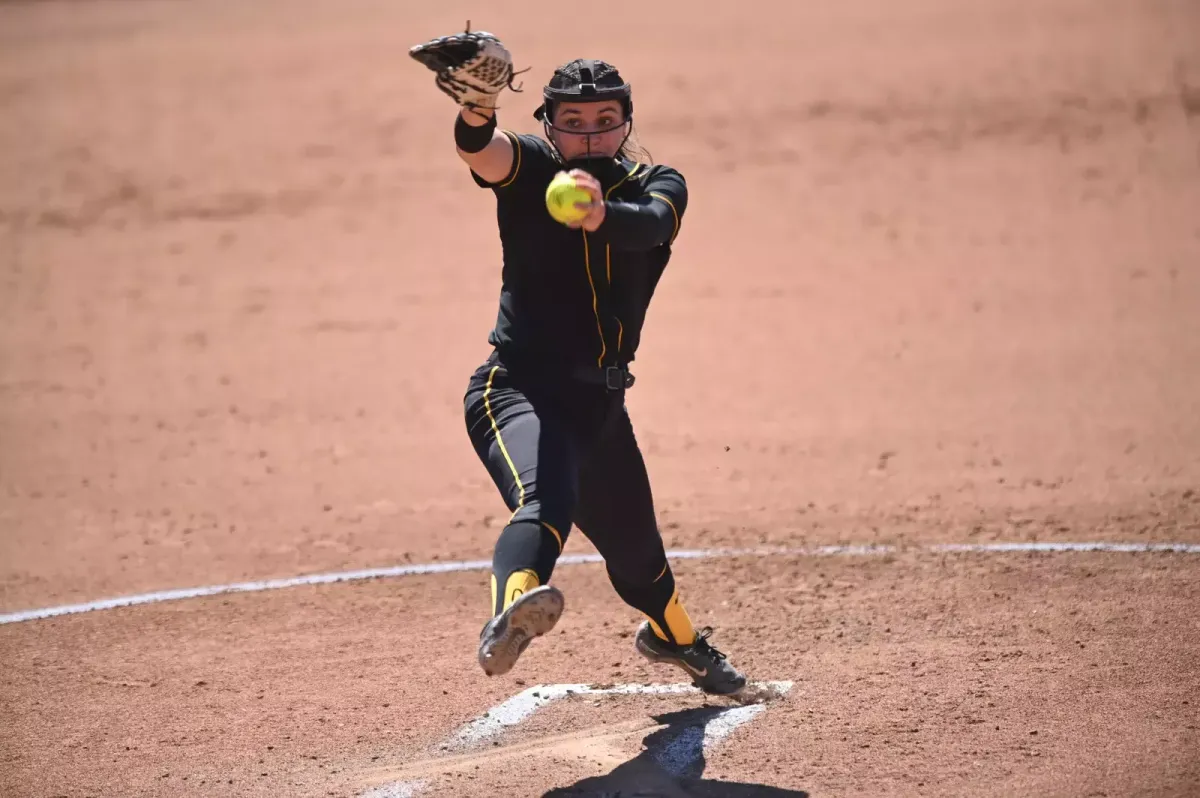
[455,112,497,153]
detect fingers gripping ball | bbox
[545,173,593,224]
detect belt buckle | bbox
[604,366,634,390]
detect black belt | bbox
[571,364,636,391]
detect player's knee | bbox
[606,546,669,588]
[508,502,571,552]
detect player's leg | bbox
[573,405,746,695]
[573,404,695,643]
[463,360,580,675]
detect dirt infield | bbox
[2,0,1199,795]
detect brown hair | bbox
[618,125,653,165]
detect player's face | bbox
[551,101,628,160]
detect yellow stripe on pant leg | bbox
[484,365,526,512]
[653,561,669,582]
[662,587,697,645]
[504,569,540,611]
[541,522,564,553]
[648,618,669,640]
[484,365,532,615]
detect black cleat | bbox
[478,585,564,677]
[635,621,747,696]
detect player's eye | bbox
[598,117,614,128]
[565,119,581,129]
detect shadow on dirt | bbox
[542,706,809,797]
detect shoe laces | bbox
[690,626,728,661]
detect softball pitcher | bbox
[409,27,746,696]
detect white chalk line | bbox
[449,680,794,749]
[3,541,1198,626]
[360,782,424,798]
[367,681,793,797]
[652,698,775,777]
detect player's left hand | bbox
[409,25,526,119]
[565,169,605,232]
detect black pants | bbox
[463,350,694,644]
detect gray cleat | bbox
[478,585,564,677]
[635,621,747,696]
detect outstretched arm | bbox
[454,106,515,185]
[409,28,521,184]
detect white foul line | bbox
[3,541,1198,626]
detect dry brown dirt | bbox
[2,0,1199,796]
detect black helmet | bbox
[533,59,633,127]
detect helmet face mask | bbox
[534,59,634,165]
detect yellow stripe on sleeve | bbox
[496,131,523,188]
[648,192,680,243]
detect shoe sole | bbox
[478,585,564,677]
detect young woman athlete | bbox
[410,30,746,695]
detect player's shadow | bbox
[542,705,810,798]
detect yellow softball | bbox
[545,173,592,224]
